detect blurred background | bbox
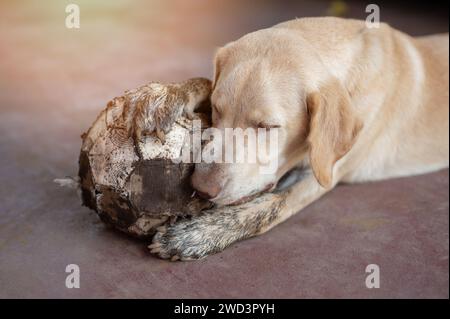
[0,0,448,298]
[0,0,448,190]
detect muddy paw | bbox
[148,193,285,261]
[148,221,216,261]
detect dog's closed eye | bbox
[257,122,281,129]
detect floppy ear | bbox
[306,81,363,188]
[212,48,227,90]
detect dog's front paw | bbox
[149,219,219,261]
[149,192,285,261]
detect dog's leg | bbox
[150,171,328,261]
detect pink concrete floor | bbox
[0,0,448,298]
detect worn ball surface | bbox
[78,84,210,238]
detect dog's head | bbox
[192,29,362,206]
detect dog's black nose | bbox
[196,190,214,200]
[191,170,222,200]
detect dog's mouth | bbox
[227,183,275,206]
[220,167,307,206]
[193,179,278,208]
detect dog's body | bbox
[147,18,448,260]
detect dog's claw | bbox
[156,225,167,234]
[150,248,160,254]
[148,243,161,249]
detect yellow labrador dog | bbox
[145,17,448,260]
